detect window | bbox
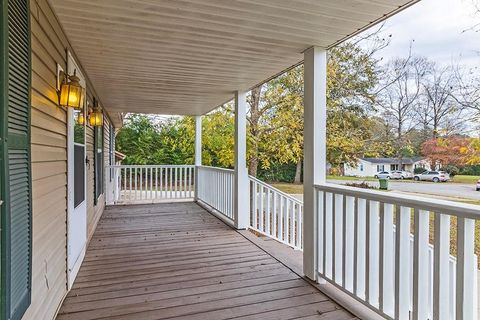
[360,164,364,171]
[390,164,399,171]
[1,1,32,319]
[376,165,384,172]
[94,125,104,204]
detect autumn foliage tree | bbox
[421,136,470,167]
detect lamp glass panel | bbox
[59,83,83,108]
[59,84,70,106]
[68,85,82,108]
[89,111,103,126]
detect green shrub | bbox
[414,167,427,174]
[458,165,480,176]
[440,165,459,177]
[257,162,297,183]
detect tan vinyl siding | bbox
[85,99,110,239]
[24,0,115,319]
[85,100,113,239]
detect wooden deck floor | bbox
[56,202,356,320]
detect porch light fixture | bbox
[77,111,85,125]
[59,69,84,108]
[88,100,103,127]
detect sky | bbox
[362,0,479,69]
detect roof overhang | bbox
[48,0,419,117]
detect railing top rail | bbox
[315,183,480,219]
[197,165,235,173]
[108,164,195,168]
[249,176,303,205]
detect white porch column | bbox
[303,46,327,280]
[234,91,250,229]
[194,115,202,201]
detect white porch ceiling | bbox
[49,0,418,116]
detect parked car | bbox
[391,170,413,179]
[413,171,450,182]
[374,171,391,179]
[476,180,480,191]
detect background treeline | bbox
[117,37,480,183]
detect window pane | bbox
[73,110,84,144]
[74,144,85,207]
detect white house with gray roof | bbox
[344,157,431,177]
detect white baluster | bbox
[317,190,325,275]
[298,201,303,249]
[395,206,411,320]
[278,195,284,242]
[325,192,333,279]
[334,194,343,284]
[434,213,451,320]
[343,196,355,292]
[380,203,394,315]
[355,198,366,299]
[366,200,379,308]
[266,188,271,235]
[456,217,476,320]
[413,209,430,320]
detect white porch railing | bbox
[315,183,478,320]
[106,164,479,319]
[196,166,234,221]
[249,176,303,250]
[107,165,195,204]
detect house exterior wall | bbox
[345,159,432,177]
[24,1,115,319]
[344,160,380,177]
[413,159,432,171]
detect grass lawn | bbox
[270,183,304,194]
[272,175,480,188]
[325,175,377,181]
[452,175,480,184]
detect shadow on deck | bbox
[56,202,356,320]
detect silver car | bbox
[391,170,413,179]
[374,171,391,179]
[413,171,450,182]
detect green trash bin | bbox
[379,178,388,190]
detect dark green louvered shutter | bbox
[1,0,32,319]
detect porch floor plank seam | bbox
[56,202,354,320]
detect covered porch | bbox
[50,0,478,317]
[56,202,354,320]
[1,0,474,319]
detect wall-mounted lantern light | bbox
[77,111,85,125]
[59,69,84,108]
[88,99,103,127]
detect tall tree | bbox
[247,86,264,177]
[417,63,464,137]
[376,56,428,159]
[248,41,383,180]
[325,42,381,168]
[421,136,470,167]
[116,114,163,165]
[260,66,304,182]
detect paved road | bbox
[291,180,480,202]
[330,179,480,201]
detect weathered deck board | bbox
[56,202,355,320]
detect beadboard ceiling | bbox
[48,0,419,116]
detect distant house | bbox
[344,157,431,177]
